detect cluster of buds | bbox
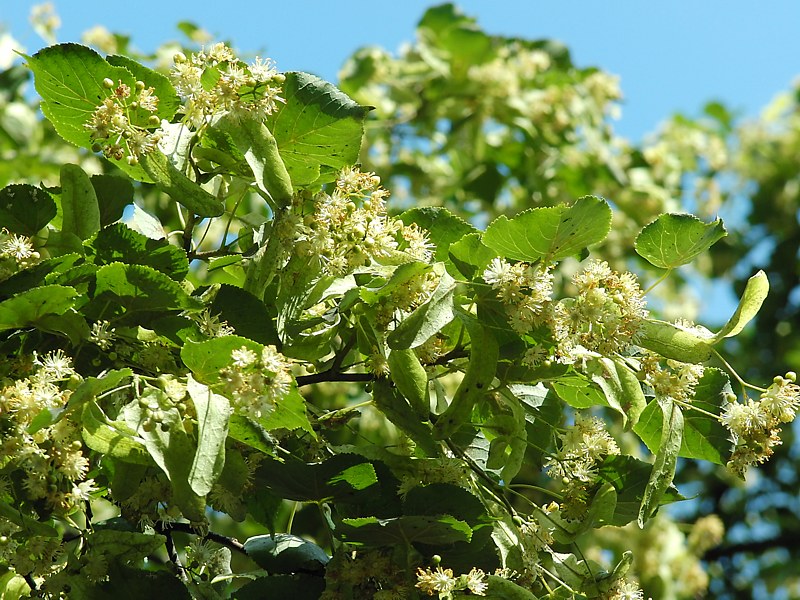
[170,42,285,125]
[722,371,800,477]
[85,77,162,165]
[551,260,648,360]
[482,257,554,335]
[220,345,293,419]
[295,167,433,277]
[545,413,620,517]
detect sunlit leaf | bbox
[635,213,727,269]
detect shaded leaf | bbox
[0,184,56,235]
[337,515,472,545]
[60,163,101,241]
[244,533,329,574]
[0,285,77,331]
[91,223,189,280]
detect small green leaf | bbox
[714,270,769,340]
[372,378,438,456]
[638,397,683,527]
[87,529,167,564]
[589,358,646,429]
[387,348,430,419]
[0,500,58,537]
[182,335,262,384]
[214,111,293,207]
[482,196,611,262]
[635,213,727,269]
[91,174,134,226]
[60,163,101,240]
[266,71,371,186]
[139,149,224,217]
[398,206,477,264]
[228,414,276,455]
[0,184,56,234]
[186,376,230,497]
[0,285,77,331]
[209,284,279,345]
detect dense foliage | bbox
[1,4,799,599]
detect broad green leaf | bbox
[372,378,438,456]
[34,311,90,346]
[214,111,293,207]
[124,391,206,521]
[209,284,279,345]
[92,262,202,315]
[233,575,325,600]
[60,163,101,240]
[25,43,135,150]
[228,415,276,455]
[482,196,611,262]
[91,174,134,226]
[105,53,180,121]
[552,375,607,409]
[87,529,167,564]
[714,270,769,340]
[67,368,132,412]
[0,284,77,331]
[597,455,683,526]
[90,223,189,280]
[254,454,380,502]
[243,533,329,574]
[359,261,431,305]
[139,149,224,217]
[182,335,263,384]
[638,397,683,527]
[0,500,58,537]
[186,376,230,497]
[419,3,493,64]
[633,367,731,464]
[402,483,486,524]
[635,213,727,269]
[260,385,316,438]
[448,232,497,279]
[0,184,56,234]
[536,483,617,544]
[81,401,152,465]
[266,71,371,186]
[398,206,477,264]
[387,269,456,349]
[0,254,80,297]
[0,572,29,600]
[337,515,472,545]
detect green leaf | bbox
[260,385,316,438]
[182,335,262,384]
[244,533,329,574]
[90,223,189,280]
[551,375,608,409]
[387,269,456,349]
[67,368,133,412]
[597,455,683,526]
[0,184,56,235]
[233,575,325,600]
[60,163,101,240]
[124,391,206,521]
[0,284,77,331]
[25,43,135,150]
[589,358,646,429]
[635,213,727,269]
[105,53,180,122]
[714,270,769,340]
[637,319,713,364]
[402,483,486,524]
[91,566,191,599]
[87,529,167,564]
[638,397,683,527]
[139,149,224,217]
[372,378,438,456]
[448,232,497,279]
[228,414,276,455]
[254,455,379,502]
[266,71,371,186]
[634,367,731,464]
[398,206,477,264]
[91,174,134,226]
[81,401,152,465]
[186,376,230,497]
[92,262,201,315]
[213,111,293,207]
[482,196,611,262]
[209,284,279,345]
[0,500,58,537]
[337,515,472,545]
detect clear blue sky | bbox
[4,1,800,142]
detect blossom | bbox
[416,566,456,596]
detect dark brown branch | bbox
[704,531,800,560]
[296,371,374,387]
[155,521,248,556]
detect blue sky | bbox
[4,1,800,142]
